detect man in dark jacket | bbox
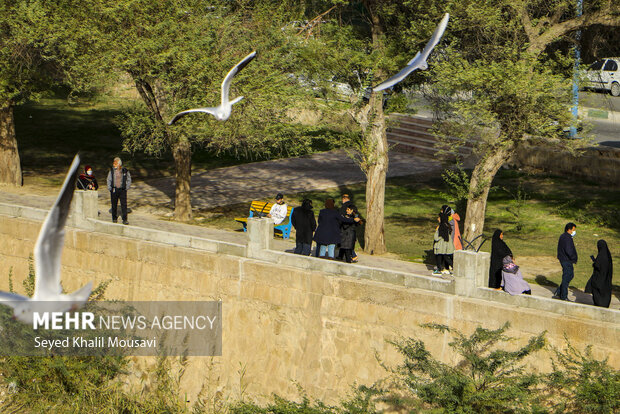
[554,222,578,301]
[291,199,316,256]
[106,157,132,225]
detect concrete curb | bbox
[579,105,620,121]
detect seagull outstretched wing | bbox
[373,13,449,92]
[168,108,218,125]
[33,155,80,300]
[168,50,256,124]
[221,51,257,105]
[0,154,93,323]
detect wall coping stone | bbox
[0,200,617,326]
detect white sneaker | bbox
[441,269,450,275]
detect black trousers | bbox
[436,254,453,271]
[110,188,127,221]
[340,248,353,263]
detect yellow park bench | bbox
[234,200,295,239]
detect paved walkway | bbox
[128,149,440,213]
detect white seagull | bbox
[373,13,449,92]
[0,155,93,324]
[168,51,257,125]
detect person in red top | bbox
[441,205,462,251]
[77,165,98,190]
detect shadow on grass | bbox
[386,213,433,228]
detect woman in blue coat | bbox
[313,198,359,258]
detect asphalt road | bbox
[578,91,620,146]
[579,90,620,112]
[411,91,619,147]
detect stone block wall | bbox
[0,204,618,405]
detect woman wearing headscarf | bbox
[585,240,613,308]
[77,165,98,190]
[441,205,463,251]
[450,209,463,251]
[433,210,454,275]
[501,255,531,295]
[489,229,513,289]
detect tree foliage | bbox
[46,0,326,219]
[419,0,614,241]
[545,342,620,414]
[385,323,546,413]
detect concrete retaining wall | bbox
[0,191,617,404]
[512,143,620,185]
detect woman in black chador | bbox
[585,240,613,308]
[489,229,513,289]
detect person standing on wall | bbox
[433,211,454,275]
[585,239,613,308]
[291,199,316,256]
[107,157,131,225]
[445,206,462,251]
[339,204,360,263]
[554,222,578,301]
[339,194,361,262]
[314,198,359,259]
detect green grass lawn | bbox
[202,170,620,290]
[14,97,259,183]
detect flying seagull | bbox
[0,155,93,324]
[373,13,449,92]
[168,51,257,124]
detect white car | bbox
[584,57,620,96]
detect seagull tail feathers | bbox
[230,96,244,105]
[67,281,93,304]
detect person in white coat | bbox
[267,193,288,225]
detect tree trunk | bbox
[363,92,388,255]
[172,139,192,221]
[360,1,388,255]
[462,142,515,246]
[0,103,23,186]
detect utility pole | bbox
[570,0,583,137]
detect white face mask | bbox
[571,230,576,237]
[87,170,93,176]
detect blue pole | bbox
[570,0,583,137]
